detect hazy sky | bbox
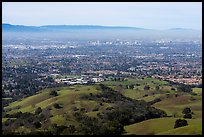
[2,2,202,30]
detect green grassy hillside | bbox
[3,82,168,135]
[2,78,202,135]
[4,85,99,115]
[125,118,202,135]
[121,79,202,135]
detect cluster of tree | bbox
[176,83,192,93]
[126,84,134,89]
[53,103,63,109]
[123,83,141,90]
[144,85,150,90]
[155,85,160,90]
[75,111,127,135]
[10,110,123,135]
[2,68,57,102]
[166,80,201,91]
[35,107,42,115]
[191,84,202,88]
[182,107,193,119]
[112,77,125,81]
[80,84,167,131]
[148,97,162,105]
[48,124,76,135]
[2,106,54,134]
[2,99,14,108]
[172,107,194,130]
[3,112,45,134]
[82,84,132,103]
[49,90,58,96]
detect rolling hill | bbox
[2,23,145,32]
[2,81,167,135]
[2,78,202,135]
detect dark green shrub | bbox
[144,85,150,90]
[174,119,188,128]
[182,107,191,115]
[35,107,42,115]
[53,103,62,109]
[183,113,192,119]
[50,90,58,96]
[33,121,41,128]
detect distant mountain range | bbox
[2,23,148,32]
[3,23,199,32]
[2,23,201,41]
